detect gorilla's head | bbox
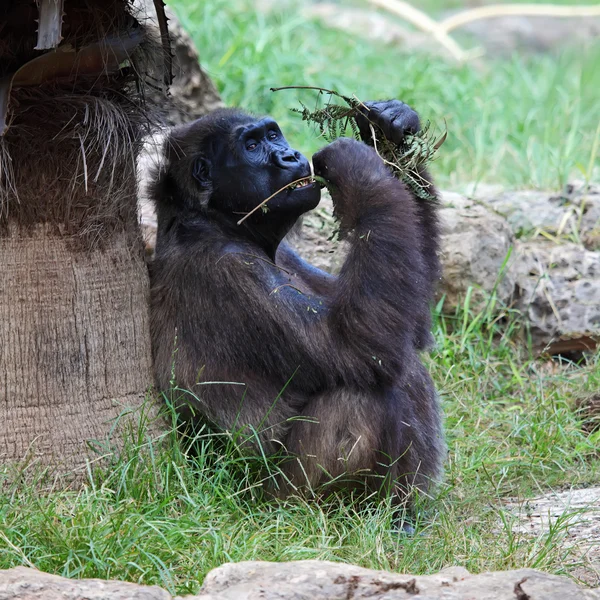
[164,109,321,223]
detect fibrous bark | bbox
[0,0,165,480]
[0,227,157,476]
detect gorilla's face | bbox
[204,116,321,218]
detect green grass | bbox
[1,301,599,593]
[1,0,599,593]
[170,0,600,189]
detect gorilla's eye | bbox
[246,141,258,151]
[268,130,278,140]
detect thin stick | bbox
[440,4,600,33]
[369,123,398,171]
[271,86,342,95]
[236,177,316,226]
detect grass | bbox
[1,299,599,593]
[170,0,600,189]
[1,0,599,594]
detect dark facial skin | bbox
[204,116,320,257]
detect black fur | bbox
[150,104,445,501]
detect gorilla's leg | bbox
[279,364,444,501]
[279,390,384,494]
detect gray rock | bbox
[288,191,521,313]
[565,181,600,251]
[504,486,600,558]
[475,181,600,250]
[457,14,600,56]
[304,4,439,55]
[0,566,171,600]
[514,240,600,352]
[137,182,600,353]
[2,562,599,600]
[288,191,347,274]
[438,191,519,310]
[197,560,600,599]
[481,190,569,236]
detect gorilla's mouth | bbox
[288,178,314,191]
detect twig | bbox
[271,86,444,202]
[369,123,398,171]
[440,4,600,33]
[152,0,173,91]
[236,176,317,226]
[270,86,341,95]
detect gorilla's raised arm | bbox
[313,138,429,375]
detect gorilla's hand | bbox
[313,138,391,230]
[313,137,387,187]
[354,100,420,146]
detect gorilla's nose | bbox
[273,149,301,169]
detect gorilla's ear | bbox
[192,156,211,188]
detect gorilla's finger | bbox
[380,103,420,144]
[355,101,382,142]
[395,103,421,135]
[355,100,421,146]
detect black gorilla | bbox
[149,100,444,501]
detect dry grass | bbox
[0,0,162,247]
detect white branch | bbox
[365,0,600,63]
[440,4,600,33]
[366,0,469,62]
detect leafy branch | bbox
[271,86,446,202]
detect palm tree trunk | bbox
[0,227,156,475]
[0,0,164,480]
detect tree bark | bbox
[0,0,167,480]
[0,226,158,477]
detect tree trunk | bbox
[0,227,157,476]
[0,0,164,481]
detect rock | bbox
[304,4,439,55]
[288,190,348,274]
[438,191,519,309]
[504,486,600,545]
[0,566,171,600]
[475,181,600,249]
[276,191,521,313]
[272,2,600,58]
[2,562,599,600]
[565,181,600,251]
[514,240,600,353]
[482,190,569,236]
[197,560,600,599]
[502,487,600,585]
[137,181,600,353]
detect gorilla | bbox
[149,99,445,503]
